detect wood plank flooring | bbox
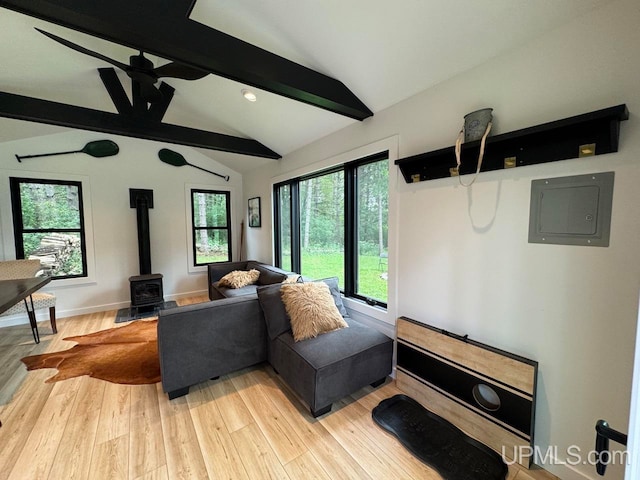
[0,296,558,479]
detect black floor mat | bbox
[372,394,508,480]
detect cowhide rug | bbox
[21,320,160,384]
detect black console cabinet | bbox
[395,104,629,183]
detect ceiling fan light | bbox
[242,89,257,102]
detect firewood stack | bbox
[28,233,80,272]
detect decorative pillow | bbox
[218,269,260,289]
[280,282,348,342]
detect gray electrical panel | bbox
[528,172,614,247]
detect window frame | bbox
[273,151,389,308]
[189,188,232,267]
[273,182,300,273]
[10,176,88,280]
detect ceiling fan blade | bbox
[153,62,209,81]
[138,81,163,103]
[35,28,131,72]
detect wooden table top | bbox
[0,276,52,315]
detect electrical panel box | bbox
[528,172,614,247]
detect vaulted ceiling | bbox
[0,0,608,172]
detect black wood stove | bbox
[129,273,164,312]
[128,189,164,315]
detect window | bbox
[300,170,345,284]
[276,184,293,272]
[191,189,232,265]
[355,160,389,302]
[10,177,88,279]
[274,152,389,306]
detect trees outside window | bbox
[274,152,388,306]
[277,184,293,271]
[299,170,345,285]
[356,160,389,301]
[10,177,87,279]
[191,189,231,265]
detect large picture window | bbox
[274,152,389,306]
[10,177,88,279]
[191,189,232,265]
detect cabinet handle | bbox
[595,419,627,476]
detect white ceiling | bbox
[0,0,608,172]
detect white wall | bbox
[0,130,243,322]
[243,0,640,478]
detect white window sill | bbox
[49,276,97,289]
[342,296,391,325]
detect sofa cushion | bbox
[280,282,348,342]
[214,283,258,297]
[254,264,289,285]
[315,277,348,317]
[268,318,393,410]
[245,261,261,270]
[274,318,391,370]
[218,269,260,289]
[257,283,290,340]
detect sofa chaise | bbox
[257,279,393,416]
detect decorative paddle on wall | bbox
[15,140,119,162]
[158,148,230,181]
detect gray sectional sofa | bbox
[158,268,393,417]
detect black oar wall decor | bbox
[158,148,230,181]
[15,140,119,162]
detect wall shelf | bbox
[395,104,629,183]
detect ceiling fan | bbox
[35,28,208,103]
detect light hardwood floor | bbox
[0,296,558,480]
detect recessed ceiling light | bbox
[241,89,257,102]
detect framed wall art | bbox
[248,197,261,227]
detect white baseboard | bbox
[536,453,598,480]
[0,313,40,328]
[0,289,209,329]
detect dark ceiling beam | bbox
[167,0,198,18]
[0,0,374,121]
[0,91,281,159]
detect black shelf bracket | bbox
[396,104,629,183]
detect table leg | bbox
[23,296,40,344]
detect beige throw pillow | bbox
[218,269,260,289]
[280,282,348,342]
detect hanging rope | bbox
[454,122,492,187]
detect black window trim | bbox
[190,188,232,266]
[273,150,389,308]
[10,176,88,280]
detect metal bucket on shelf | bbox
[464,108,493,142]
